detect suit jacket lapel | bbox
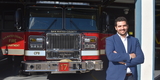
[115,34,126,53]
[127,36,132,54]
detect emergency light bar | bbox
[36,1,90,6]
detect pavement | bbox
[155,70,160,80]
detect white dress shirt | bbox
[117,33,132,73]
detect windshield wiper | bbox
[45,19,57,33]
[70,19,80,30]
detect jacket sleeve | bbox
[126,39,144,67]
[106,38,130,62]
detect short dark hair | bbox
[114,16,128,26]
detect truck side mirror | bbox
[102,11,110,33]
[102,12,116,34]
[15,8,22,31]
[106,13,110,32]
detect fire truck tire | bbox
[18,63,32,76]
[7,55,13,63]
[19,70,32,76]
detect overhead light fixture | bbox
[124,9,129,14]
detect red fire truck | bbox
[0,1,114,75]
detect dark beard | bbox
[118,32,127,37]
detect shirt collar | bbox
[117,33,129,39]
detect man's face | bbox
[115,21,128,36]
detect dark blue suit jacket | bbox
[105,34,144,80]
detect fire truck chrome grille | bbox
[46,33,81,60]
[46,51,80,59]
[46,33,80,50]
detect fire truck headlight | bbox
[30,44,34,48]
[83,36,97,50]
[36,38,43,42]
[30,38,44,42]
[84,44,96,49]
[84,38,96,42]
[29,35,45,49]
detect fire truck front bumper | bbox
[22,60,103,73]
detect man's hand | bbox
[113,51,117,53]
[119,62,126,65]
[130,53,136,59]
[113,51,126,65]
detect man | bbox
[105,16,144,80]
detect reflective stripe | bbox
[100,49,105,55]
[2,49,24,55]
[81,50,99,56]
[25,50,45,56]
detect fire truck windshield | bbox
[65,8,98,31]
[28,7,98,31]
